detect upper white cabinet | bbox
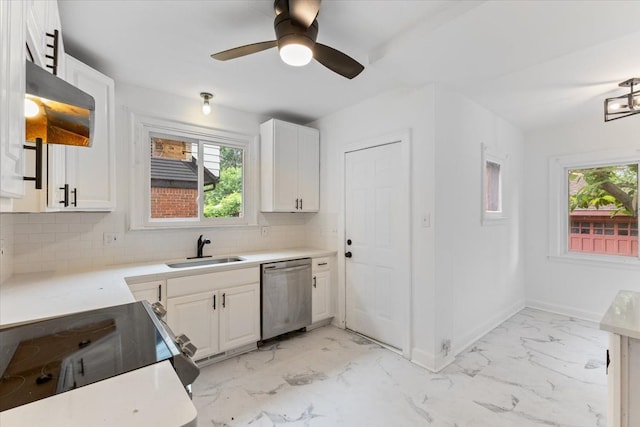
[0,0,26,200]
[59,55,116,211]
[260,119,319,212]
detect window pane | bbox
[150,136,199,219]
[568,164,638,257]
[485,161,501,212]
[593,223,603,235]
[202,144,244,218]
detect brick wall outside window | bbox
[151,187,198,218]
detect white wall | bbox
[434,86,526,368]
[311,83,526,371]
[0,213,14,282]
[5,83,313,275]
[524,116,640,321]
[311,84,438,368]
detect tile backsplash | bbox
[6,211,316,276]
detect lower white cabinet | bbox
[165,268,260,361]
[312,257,332,323]
[607,333,640,427]
[167,291,220,359]
[129,280,165,306]
[219,284,260,351]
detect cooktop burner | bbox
[0,301,175,412]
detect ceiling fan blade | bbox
[313,43,364,79]
[290,0,321,28]
[211,40,278,61]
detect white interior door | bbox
[345,142,407,350]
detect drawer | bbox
[312,257,330,272]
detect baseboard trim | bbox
[525,299,602,323]
[452,298,526,357]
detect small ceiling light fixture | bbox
[200,92,213,115]
[604,78,640,122]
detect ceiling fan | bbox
[211,0,364,79]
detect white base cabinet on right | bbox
[312,257,334,323]
[601,290,640,427]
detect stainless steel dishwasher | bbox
[261,258,312,340]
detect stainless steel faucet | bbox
[196,235,211,258]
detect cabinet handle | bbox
[317,262,328,266]
[300,199,303,210]
[213,294,216,310]
[72,188,77,207]
[313,276,317,288]
[295,198,299,210]
[59,184,69,207]
[606,349,610,375]
[157,284,162,302]
[222,293,226,308]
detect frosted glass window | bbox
[485,161,501,213]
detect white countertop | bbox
[600,290,640,340]
[0,361,197,427]
[0,247,335,425]
[0,248,336,327]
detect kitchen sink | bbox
[166,257,244,268]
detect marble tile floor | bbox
[192,308,608,426]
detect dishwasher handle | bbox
[263,264,310,274]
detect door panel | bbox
[219,283,260,351]
[166,291,218,359]
[345,142,405,349]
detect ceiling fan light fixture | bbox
[604,78,640,122]
[279,43,313,66]
[200,92,213,115]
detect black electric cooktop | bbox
[0,301,175,412]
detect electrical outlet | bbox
[103,232,119,246]
[261,226,270,238]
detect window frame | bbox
[481,143,508,225]
[548,149,640,266]
[130,113,258,230]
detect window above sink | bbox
[129,114,258,230]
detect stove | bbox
[0,301,199,412]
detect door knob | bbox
[345,251,352,258]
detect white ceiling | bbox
[58,0,640,131]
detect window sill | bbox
[129,221,259,231]
[548,253,640,270]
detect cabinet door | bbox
[63,56,116,211]
[167,291,219,360]
[219,283,260,351]
[0,0,26,199]
[297,126,319,212]
[312,271,331,323]
[129,281,165,306]
[272,121,299,211]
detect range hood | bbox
[25,60,95,147]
